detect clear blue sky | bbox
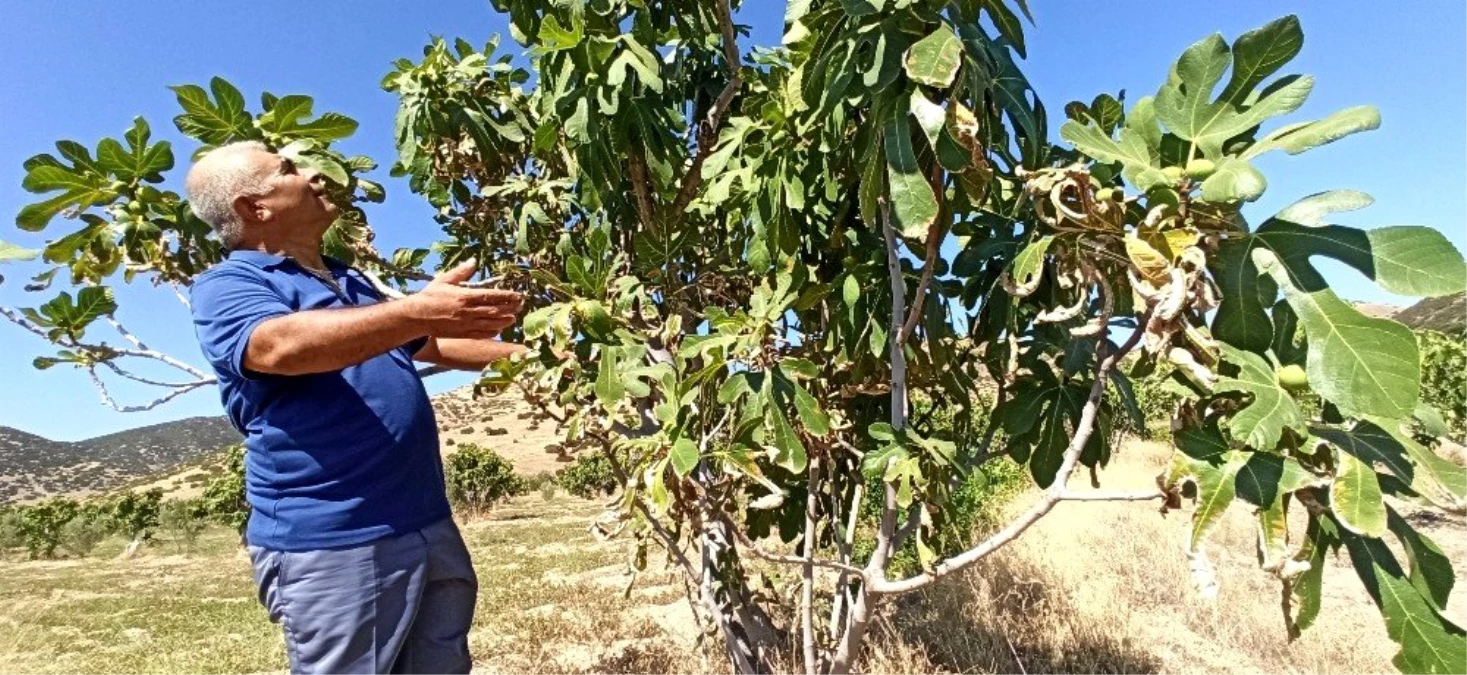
[1,1,1462,441]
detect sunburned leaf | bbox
[883,112,937,240]
[1332,451,1387,537]
[903,24,961,87]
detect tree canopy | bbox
[4,3,1465,673]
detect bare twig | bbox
[0,305,54,341]
[727,520,866,578]
[1058,490,1165,502]
[167,282,192,310]
[104,316,149,350]
[99,361,213,389]
[86,367,213,413]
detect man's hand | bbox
[402,260,523,339]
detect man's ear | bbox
[232,194,269,226]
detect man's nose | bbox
[303,168,323,184]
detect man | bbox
[186,140,524,674]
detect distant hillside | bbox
[0,386,568,505]
[0,417,241,504]
[1394,292,1465,335]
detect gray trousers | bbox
[247,518,478,674]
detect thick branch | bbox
[829,199,909,674]
[869,317,1151,595]
[627,147,659,230]
[828,478,863,640]
[801,457,820,675]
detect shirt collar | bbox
[227,249,347,272]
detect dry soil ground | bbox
[2,389,1463,674]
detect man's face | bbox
[239,148,338,233]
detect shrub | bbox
[1419,330,1466,440]
[1127,368,1190,440]
[18,497,79,559]
[858,458,1028,580]
[200,444,250,533]
[558,451,621,499]
[444,444,526,512]
[0,507,24,559]
[524,471,559,501]
[105,488,163,545]
[160,499,210,554]
[59,508,110,558]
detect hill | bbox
[0,386,567,505]
[0,417,242,504]
[1394,291,1466,335]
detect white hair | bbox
[184,140,271,248]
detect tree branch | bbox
[86,367,213,413]
[830,197,909,674]
[0,305,52,341]
[868,314,1151,595]
[1058,489,1165,502]
[828,480,863,640]
[627,146,659,230]
[667,0,743,219]
[726,518,866,578]
[898,172,946,346]
[801,457,821,675]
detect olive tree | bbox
[5,3,1465,673]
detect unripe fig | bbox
[1184,158,1217,180]
[1276,364,1309,392]
[125,200,145,215]
[1162,166,1184,182]
[138,186,161,201]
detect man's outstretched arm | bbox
[413,338,530,371]
[245,261,521,376]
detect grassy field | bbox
[1,440,1462,674]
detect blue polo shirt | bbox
[190,250,450,551]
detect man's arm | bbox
[245,261,521,377]
[414,338,530,371]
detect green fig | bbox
[1185,158,1217,180]
[1276,364,1309,392]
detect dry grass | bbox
[860,439,1465,674]
[1,436,1462,674]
